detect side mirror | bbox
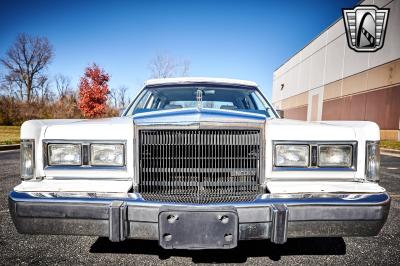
[276,109,284,118]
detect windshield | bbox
[125,85,276,117]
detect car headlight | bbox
[90,144,124,166]
[48,144,82,165]
[318,145,353,167]
[21,139,35,180]
[275,145,309,167]
[365,141,380,182]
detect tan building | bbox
[272,0,400,140]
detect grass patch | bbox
[0,126,20,145]
[380,140,400,150]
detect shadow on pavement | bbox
[90,237,346,263]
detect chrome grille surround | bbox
[136,124,264,204]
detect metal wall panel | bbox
[322,85,400,130]
[272,0,400,106]
[324,36,346,85]
[282,105,308,121]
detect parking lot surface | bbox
[0,150,399,265]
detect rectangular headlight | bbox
[318,145,353,167]
[48,144,82,165]
[366,141,380,182]
[275,145,309,167]
[90,144,124,166]
[21,139,35,180]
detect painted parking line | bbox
[381,152,400,158]
[0,149,19,154]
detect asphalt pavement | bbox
[0,150,399,265]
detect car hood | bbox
[41,117,134,140]
[266,118,379,141]
[132,108,267,126]
[38,110,378,142]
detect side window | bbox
[251,91,275,117]
[134,91,152,110]
[146,95,155,109]
[251,91,266,111]
[124,90,145,116]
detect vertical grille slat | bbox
[139,129,261,204]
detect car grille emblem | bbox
[342,5,389,52]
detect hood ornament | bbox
[196,89,203,109]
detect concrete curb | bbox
[381,148,400,155]
[0,144,20,151]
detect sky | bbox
[0,0,358,100]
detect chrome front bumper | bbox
[8,191,390,249]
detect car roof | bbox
[144,77,258,87]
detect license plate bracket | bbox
[158,206,238,249]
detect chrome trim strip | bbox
[9,190,390,207]
[46,177,131,181]
[272,140,358,171]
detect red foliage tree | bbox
[78,64,110,118]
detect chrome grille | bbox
[138,129,261,203]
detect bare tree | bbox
[148,54,190,78]
[2,72,24,99]
[0,33,53,102]
[117,86,129,109]
[35,75,54,103]
[0,73,10,97]
[54,74,72,99]
[108,88,118,108]
[109,86,129,109]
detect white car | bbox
[9,77,390,249]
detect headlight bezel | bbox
[274,144,310,167]
[273,141,357,171]
[43,140,126,168]
[90,143,125,166]
[47,143,82,166]
[317,144,353,168]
